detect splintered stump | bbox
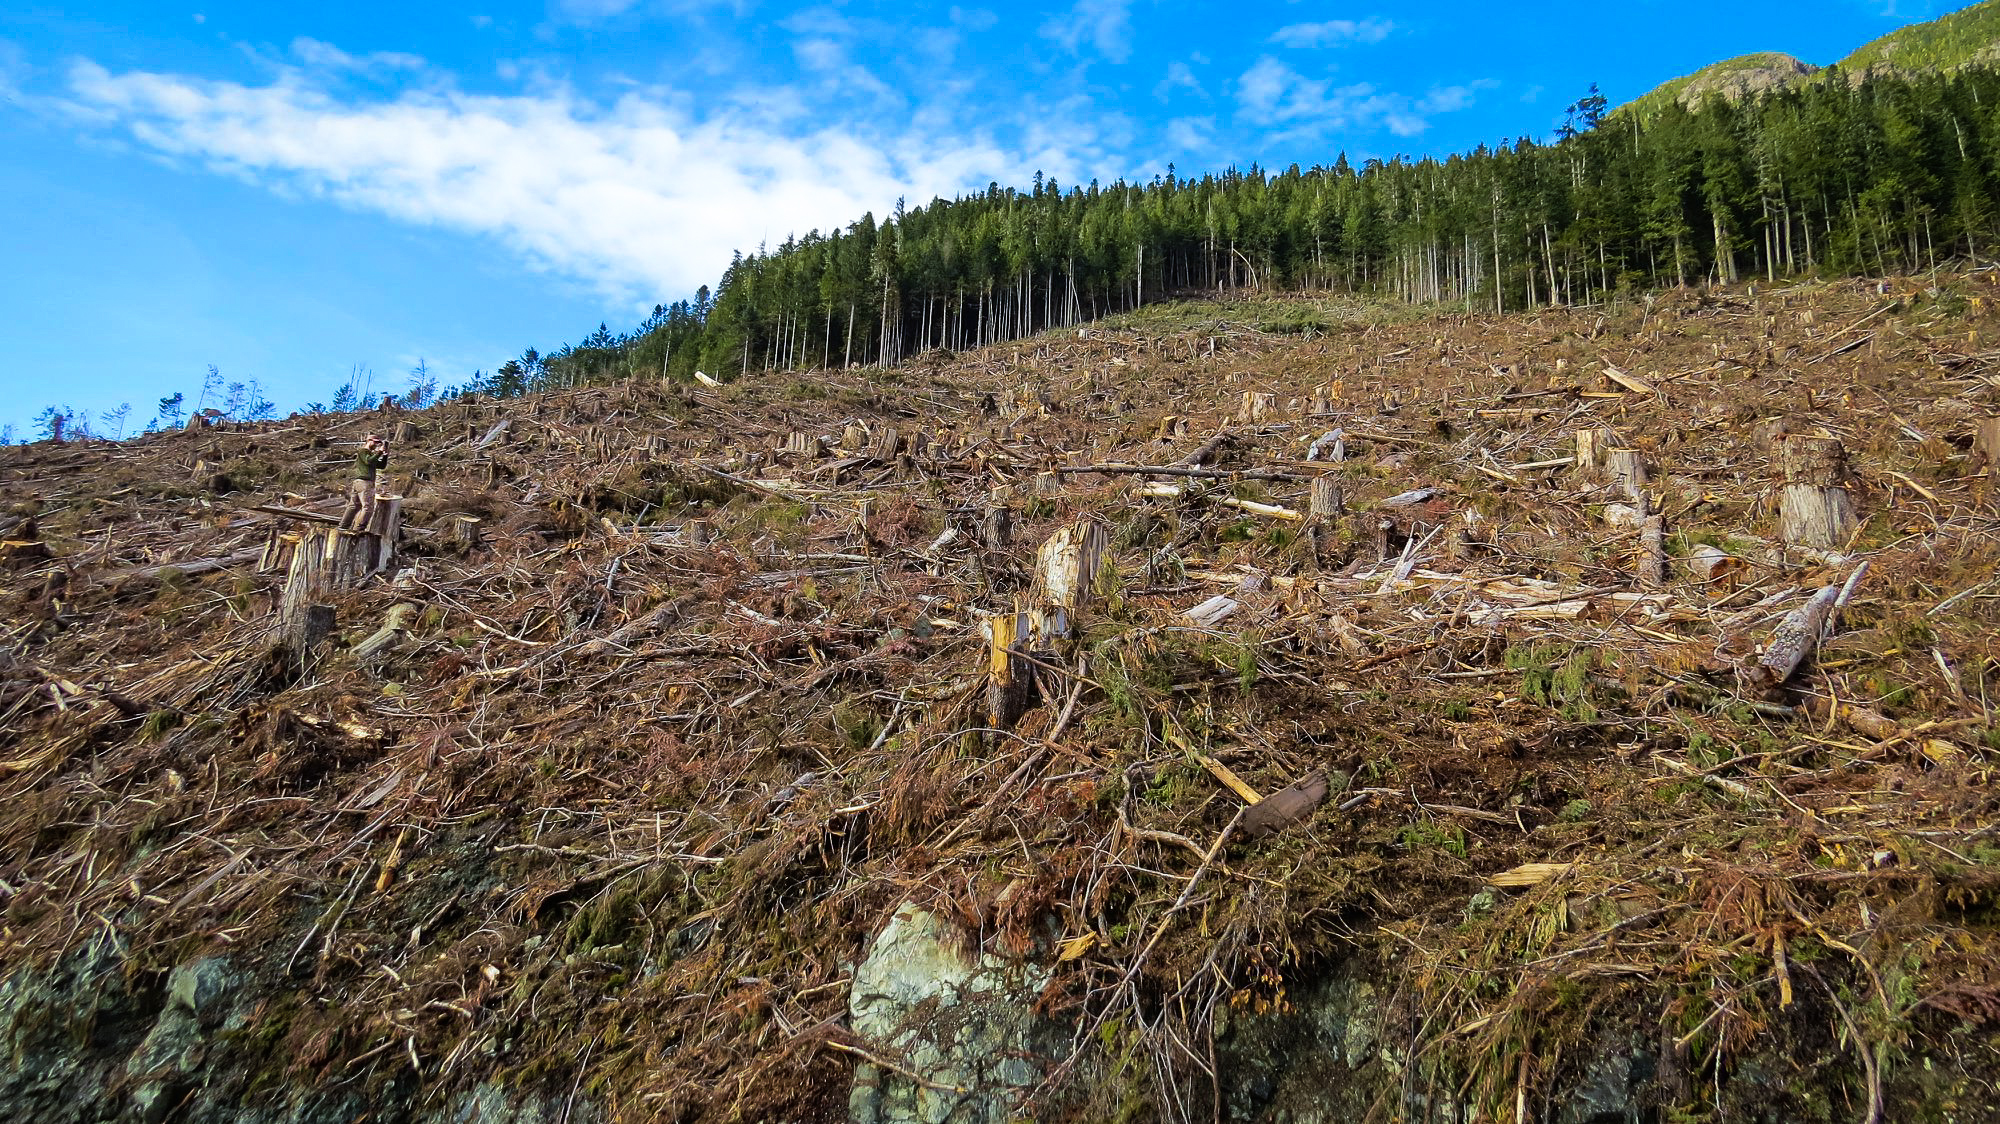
[1574,427,1616,482]
[1778,435,1858,549]
[273,504,402,666]
[984,520,1108,729]
[391,420,422,444]
[1239,391,1276,424]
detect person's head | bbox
[366,433,383,448]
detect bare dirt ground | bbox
[3,273,1999,1121]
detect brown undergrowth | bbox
[2,272,1998,1121]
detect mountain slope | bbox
[1840,0,2000,74]
[1621,0,2000,115]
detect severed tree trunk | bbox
[1638,515,1665,589]
[1977,416,2000,470]
[1574,427,1616,482]
[982,505,1012,550]
[1778,435,1858,549]
[1743,585,1841,692]
[1605,448,1649,510]
[1309,476,1345,521]
[274,530,352,672]
[391,420,421,444]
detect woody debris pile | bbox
[2,275,1999,1122]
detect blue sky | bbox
[0,0,1952,437]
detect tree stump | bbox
[1605,448,1649,510]
[391,420,421,444]
[1778,435,1858,549]
[842,422,869,452]
[1309,476,1345,520]
[1973,415,2000,470]
[867,426,901,464]
[274,529,366,670]
[785,431,822,460]
[984,611,1035,729]
[1574,427,1616,481]
[449,516,483,554]
[1638,515,1665,589]
[1239,391,1276,424]
[982,506,1012,550]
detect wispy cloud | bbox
[1040,0,1133,64]
[1268,19,1394,49]
[1153,60,1205,102]
[290,37,426,73]
[1235,56,1483,139]
[57,56,1093,302]
[1164,116,1213,152]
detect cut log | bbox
[1744,584,1841,691]
[1778,435,1858,549]
[1238,773,1330,839]
[1183,595,1239,628]
[354,602,420,664]
[1688,545,1746,588]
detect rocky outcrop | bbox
[847,903,1054,1124]
[0,942,599,1124]
[1676,53,1821,107]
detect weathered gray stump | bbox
[982,505,1012,550]
[391,420,421,444]
[1778,435,1859,549]
[1606,448,1649,511]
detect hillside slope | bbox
[3,276,1999,1122]
[1622,0,2000,115]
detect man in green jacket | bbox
[340,434,390,531]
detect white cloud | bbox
[950,6,998,32]
[1268,19,1394,49]
[1164,116,1213,152]
[1040,0,1132,64]
[291,37,426,73]
[60,57,1088,302]
[1235,56,1477,139]
[552,0,643,21]
[1153,60,1205,102]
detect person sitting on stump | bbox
[340,433,390,531]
